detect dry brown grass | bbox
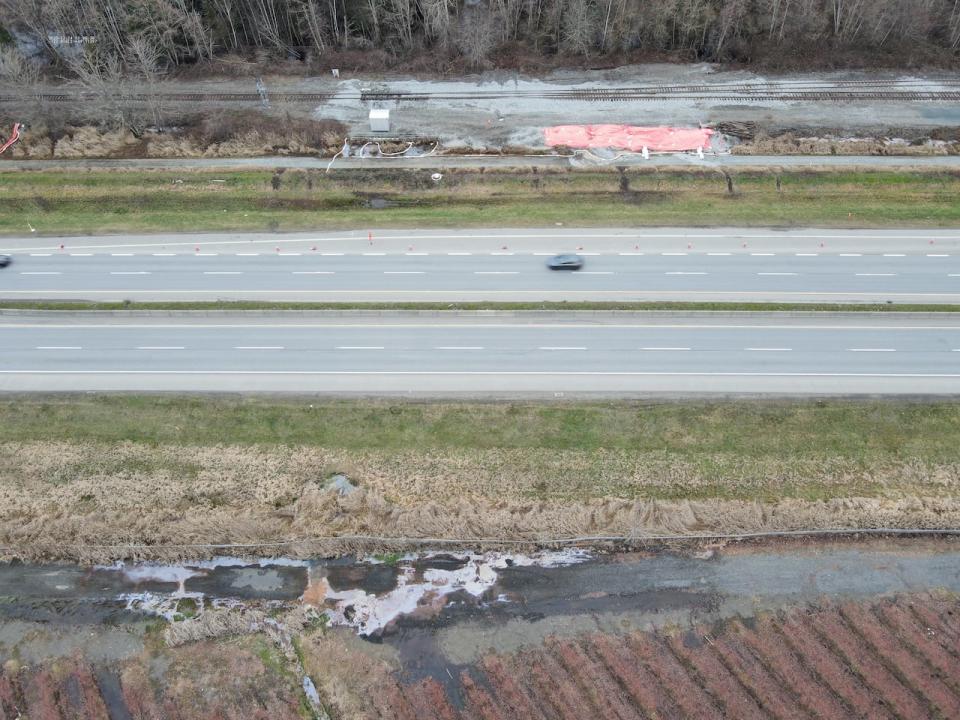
[2,440,960,562]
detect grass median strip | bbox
[3,167,960,235]
[2,396,960,560]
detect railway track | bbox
[7,79,960,104]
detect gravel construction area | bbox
[9,64,960,154]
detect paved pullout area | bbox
[2,311,960,393]
[1,228,958,303]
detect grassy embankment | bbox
[3,167,960,234]
[2,397,960,560]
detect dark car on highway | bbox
[546,253,584,271]
[0,254,11,268]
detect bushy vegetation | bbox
[1,0,958,74]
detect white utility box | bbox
[369,108,390,132]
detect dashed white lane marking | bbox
[475,271,519,275]
[70,253,92,257]
[662,252,687,256]
[619,252,645,256]
[137,346,184,350]
[20,271,61,275]
[336,346,384,350]
[435,346,484,350]
[153,253,176,256]
[883,253,906,257]
[448,252,472,256]
[856,273,896,277]
[36,346,81,350]
[195,253,217,256]
[849,348,896,352]
[641,347,690,351]
[707,252,731,256]
[746,347,793,352]
[363,252,386,256]
[292,271,335,275]
[29,253,51,257]
[277,252,301,256]
[384,271,425,274]
[321,253,344,256]
[491,252,515,256]
[405,252,428,256]
[839,253,863,257]
[539,346,587,350]
[235,346,284,350]
[110,271,150,275]
[204,271,243,275]
[236,253,260,256]
[758,272,798,276]
[111,253,133,257]
[751,253,775,256]
[795,253,819,256]
[928,254,950,257]
[666,271,707,275]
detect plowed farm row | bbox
[3,594,960,719]
[376,595,960,720]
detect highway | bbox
[2,228,959,303]
[2,311,959,394]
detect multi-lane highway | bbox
[2,228,959,303]
[2,311,959,394]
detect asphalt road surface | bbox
[2,311,959,394]
[2,228,959,303]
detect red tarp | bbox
[545,124,713,152]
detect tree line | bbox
[1,0,958,73]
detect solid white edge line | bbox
[5,371,960,378]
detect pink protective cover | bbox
[545,125,713,152]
